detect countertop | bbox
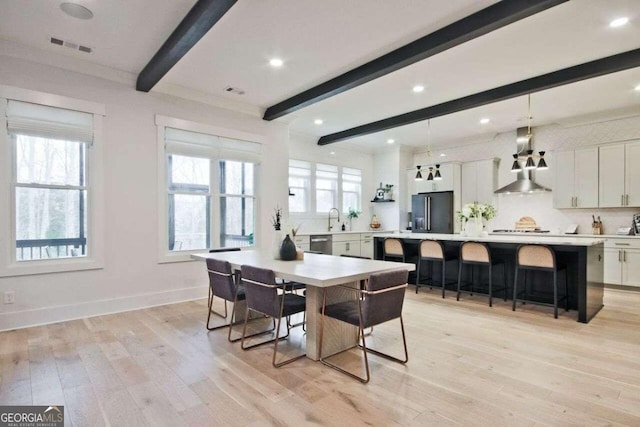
[375,232,605,247]
[490,232,639,239]
[294,230,391,236]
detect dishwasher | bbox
[309,234,332,254]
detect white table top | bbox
[191,250,415,287]
[375,232,605,247]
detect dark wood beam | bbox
[318,48,640,145]
[136,0,237,92]
[263,0,568,121]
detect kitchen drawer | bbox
[293,235,309,246]
[605,239,640,250]
[332,233,362,242]
[361,233,373,240]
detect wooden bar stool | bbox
[457,242,508,307]
[512,244,569,319]
[383,238,405,262]
[415,239,458,297]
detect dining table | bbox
[191,249,415,360]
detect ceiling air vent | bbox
[49,36,93,54]
[224,86,245,95]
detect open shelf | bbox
[371,199,395,203]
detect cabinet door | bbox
[460,162,477,205]
[553,151,575,208]
[574,147,599,208]
[475,159,497,205]
[599,144,626,207]
[603,248,622,285]
[415,175,430,193]
[625,141,640,207]
[332,241,361,257]
[433,164,454,192]
[406,169,416,212]
[622,249,640,287]
[360,238,373,259]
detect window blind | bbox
[165,127,261,162]
[7,100,94,143]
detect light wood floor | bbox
[1,287,640,426]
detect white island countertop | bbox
[295,229,391,236]
[375,232,605,247]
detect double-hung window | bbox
[162,125,260,256]
[315,163,338,213]
[288,160,311,213]
[342,167,362,213]
[7,100,93,262]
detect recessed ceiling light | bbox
[440,153,447,157]
[412,85,425,93]
[60,2,93,20]
[634,84,640,91]
[479,118,490,125]
[269,58,284,67]
[314,119,323,125]
[329,151,336,156]
[610,17,629,28]
[387,139,395,144]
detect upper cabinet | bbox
[461,159,498,206]
[599,140,640,207]
[553,147,598,209]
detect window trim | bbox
[156,115,263,263]
[0,86,105,277]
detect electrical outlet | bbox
[3,291,15,304]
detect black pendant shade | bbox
[434,164,442,180]
[511,154,522,172]
[415,165,423,181]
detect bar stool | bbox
[512,244,569,319]
[383,238,405,262]
[416,240,458,297]
[457,242,508,307]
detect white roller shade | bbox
[7,100,94,143]
[165,128,261,163]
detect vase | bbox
[464,217,483,237]
[280,234,297,261]
[272,230,283,259]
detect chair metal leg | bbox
[503,263,508,301]
[240,307,287,351]
[553,270,558,319]
[415,258,421,293]
[206,292,231,331]
[457,261,463,301]
[564,269,569,311]
[208,288,228,319]
[441,260,446,299]
[489,264,493,307]
[512,265,518,311]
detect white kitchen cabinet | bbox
[553,148,598,208]
[293,235,310,252]
[361,233,374,259]
[332,240,361,257]
[599,140,640,207]
[604,239,640,287]
[461,159,498,206]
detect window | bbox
[342,167,362,213]
[288,160,310,213]
[316,163,338,213]
[8,100,93,262]
[288,160,362,215]
[162,124,260,255]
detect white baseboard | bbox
[0,286,208,332]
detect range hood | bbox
[495,127,551,194]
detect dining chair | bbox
[205,256,273,342]
[456,242,508,307]
[240,265,307,367]
[319,269,409,383]
[513,244,569,318]
[207,248,241,322]
[416,239,458,297]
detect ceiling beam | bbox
[318,48,640,145]
[136,0,237,92]
[263,0,568,121]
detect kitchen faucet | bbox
[328,208,340,231]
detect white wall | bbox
[0,54,289,330]
[413,116,640,234]
[288,132,375,233]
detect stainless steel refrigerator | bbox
[412,191,454,234]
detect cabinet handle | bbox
[575,196,578,207]
[346,242,350,251]
[622,195,625,206]
[626,194,629,206]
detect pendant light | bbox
[415,165,423,181]
[427,167,434,181]
[415,119,444,182]
[434,164,442,180]
[511,94,549,173]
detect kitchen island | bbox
[374,233,605,323]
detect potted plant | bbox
[347,208,361,231]
[456,203,496,237]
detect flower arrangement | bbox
[456,203,496,222]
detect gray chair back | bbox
[362,270,408,327]
[206,258,237,302]
[241,265,280,317]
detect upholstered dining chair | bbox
[319,269,409,383]
[206,248,241,325]
[240,265,307,368]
